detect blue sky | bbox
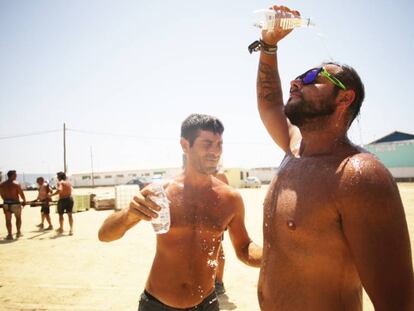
[1,0,413,174]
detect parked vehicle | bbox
[241,176,261,188]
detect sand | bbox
[1,184,413,311]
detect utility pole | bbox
[63,123,67,174]
[90,146,95,188]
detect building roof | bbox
[368,131,414,145]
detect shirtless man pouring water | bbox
[99,114,262,311]
[253,5,414,310]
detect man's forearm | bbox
[238,241,262,267]
[98,208,141,242]
[257,52,284,110]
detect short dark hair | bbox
[181,114,224,146]
[324,62,365,125]
[7,170,16,179]
[57,171,66,181]
[36,177,44,183]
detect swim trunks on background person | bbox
[138,290,219,311]
[57,197,74,214]
[2,200,22,214]
[40,200,50,215]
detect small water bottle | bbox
[149,182,170,234]
[253,9,315,31]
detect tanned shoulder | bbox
[336,152,399,211]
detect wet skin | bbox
[259,146,364,310]
[146,176,248,307]
[256,7,414,308]
[98,130,262,308]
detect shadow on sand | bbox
[218,294,237,310]
[0,237,17,244]
[49,233,70,240]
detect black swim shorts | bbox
[40,200,50,215]
[138,290,219,311]
[57,197,74,214]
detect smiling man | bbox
[98,114,262,311]
[253,5,414,311]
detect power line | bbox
[0,127,273,146]
[67,128,176,141]
[67,128,272,145]
[0,129,61,140]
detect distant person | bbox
[0,170,26,240]
[254,5,414,310]
[213,170,229,296]
[99,114,262,311]
[35,177,53,230]
[51,172,74,235]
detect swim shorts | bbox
[138,289,219,311]
[57,197,74,214]
[2,200,22,214]
[40,200,50,215]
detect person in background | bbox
[213,170,229,296]
[51,172,74,235]
[0,170,26,240]
[35,177,53,230]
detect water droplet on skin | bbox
[207,259,218,268]
[287,220,296,230]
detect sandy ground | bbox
[1,184,413,311]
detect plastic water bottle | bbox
[253,9,315,31]
[149,183,170,234]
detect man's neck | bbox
[182,166,212,188]
[299,129,350,157]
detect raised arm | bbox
[98,187,161,242]
[256,5,301,153]
[339,154,414,310]
[227,190,262,267]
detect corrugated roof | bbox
[368,131,414,144]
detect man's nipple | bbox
[287,220,296,230]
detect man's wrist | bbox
[248,39,278,55]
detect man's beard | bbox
[284,97,336,128]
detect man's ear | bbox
[180,137,190,154]
[336,89,355,109]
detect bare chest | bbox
[168,190,233,235]
[264,157,343,243]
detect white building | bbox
[248,167,278,184]
[70,167,182,187]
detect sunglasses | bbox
[295,67,346,90]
